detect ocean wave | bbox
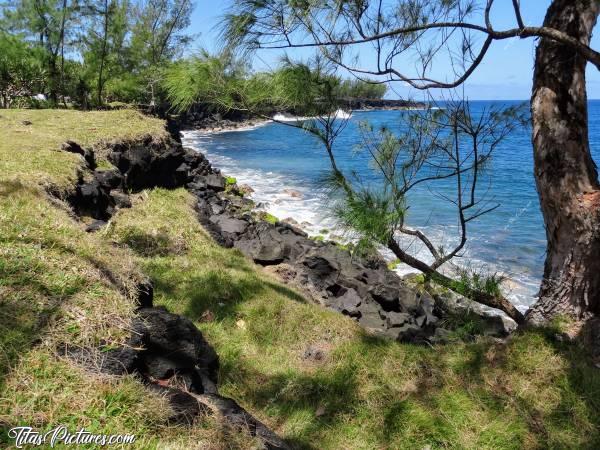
[183,130,338,236]
[272,113,313,122]
[182,121,272,137]
[182,129,537,311]
[272,109,352,123]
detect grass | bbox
[257,211,279,225]
[452,265,506,298]
[387,258,401,270]
[108,188,600,450]
[0,109,168,193]
[0,110,252,449]
[1,109,600,449]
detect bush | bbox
[452,265,505,298]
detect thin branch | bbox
[512,0,525,29]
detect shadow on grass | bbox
[0,233,136,391]
[0,295,62,387]
[0,244,84,389]
[0,180,31,197]
[119,228,188,257]
[145,256,307,323]
[218,356,360,450]
[107,192,600,449]
[397,327,600,449]
[141,240,600,448]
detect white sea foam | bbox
[183,130,338,237]
[182,129,536,312]
[272,109,352,122]
[353,106,441,112]
[332,109,352,119]
[183,121,272,136]
[272,113,312,122]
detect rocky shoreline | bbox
[193,116,271,134]
[68,128,514,340]
[65,130,516,343]
[189,159,516,342]
[63,128,514,342]
[344,98,429,110]
[56,126,517,448]
[175,98,430,133]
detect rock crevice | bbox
[64,285,288,449]
[59,129,515,447]
[61,132,516,344]
[59,137,288,449]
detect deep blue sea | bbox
[182,100,600,310]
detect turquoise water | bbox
[182,100,600,310]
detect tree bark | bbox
[48,57,59,104]
[97,0,110,106]
[527,0,600,324]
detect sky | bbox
[187,1,600,101]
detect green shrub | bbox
[387,258,401,270]
[452,266,505,298]
[106,101,131,110]
[257,211,278,224]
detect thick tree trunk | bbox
[527,0,600,324]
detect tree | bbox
[527,1,600,325]
[0,0,195,107]
[163,50,250,112]
[0,32,45,107]
[339,78,387,99]
[129,0,194,106]
[95,0,111,105]
[335,98,526,323]
[2,0,75,103]
[81,0,129,105]
[223,0,600,328]
[164,51,526,323]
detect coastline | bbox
[190,107,430,135]
[195,117,273,134]
[181,118,539,312]
[176,135,519,338]
[179,98,430,134]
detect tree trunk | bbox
[59,0,68,107]
[97,0,109,106]
[527,0,600,325]
[48,57,59,105]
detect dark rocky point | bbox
[57,126,518,449]
[61,132,517,343]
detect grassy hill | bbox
[1,110,599,449]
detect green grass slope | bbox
[0,110,249,448]
[1,110,599,449]
[108,188,600,450]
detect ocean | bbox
[182,100,600,312]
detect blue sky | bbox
[188,1,600,100]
